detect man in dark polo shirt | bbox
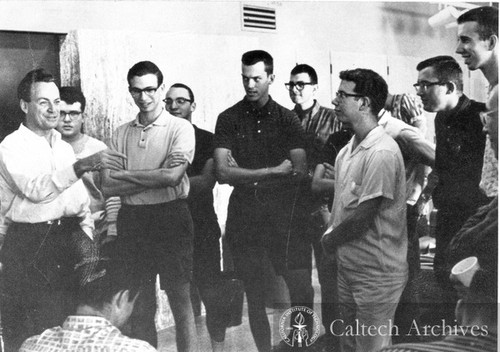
[214,50,307,352]
[165,83,234,352]
[415,56,488,323]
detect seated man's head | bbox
[415,56,463,112]
[78,257,143,328]
[456,269,497,330]
[165,83,196,121]
[56,86,86,141]
[288,64,318,108]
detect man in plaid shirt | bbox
[19,255,156,352]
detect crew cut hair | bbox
[17,68,56,102]
[339,68,388,116]
[458,6,498,39]
[416,56,463,92]
[291,64,318,84]
[241,50,274,75]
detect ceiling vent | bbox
[241,4,276,32]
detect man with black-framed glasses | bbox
[286,63,350,352]
[56,87,121,245]
[415,55,488,325]
[321,68,408,352]
[101,61,197,351]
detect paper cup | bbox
[451,256,480,287]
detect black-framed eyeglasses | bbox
[413,81,447,91]
[163,98,192,106]
[335,91,364,100]
[285,81,314,91]
[129,87,159,97]
[60,111,82,119]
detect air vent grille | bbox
[242,4,276,32]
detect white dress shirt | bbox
[0,124,93,238]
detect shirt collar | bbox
[130,108,170,127]
[350,125,385,154]
[242,95,275,114]
[293,100,319,119]
[63,315,114,330]
[18,123,61,146]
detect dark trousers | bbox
[114,200,194,348]
[0,218,97,352]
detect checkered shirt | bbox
[19,315,156,352]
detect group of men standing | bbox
[0,5,497,352]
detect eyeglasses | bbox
[335,91,364,100]
[129,87,159,97]
[285,82,314,91]
[413,81,447,91]
[163,98,192,106]
[60,111,82,119]
[480,109,497,127]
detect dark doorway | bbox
[0,31,62,142]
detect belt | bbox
[12,217,81,227]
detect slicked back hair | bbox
[17,68,56,102]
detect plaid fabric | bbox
[19,316,156,352]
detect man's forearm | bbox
[110,168,185,188]
[101,170,147,197]
[322,198,381,249]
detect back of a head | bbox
[416,56,464,92]
[463,269,497,327]
[458,6,499,39]
[291,64,318,84]
[339,68,388,116]
[60,86,86,112]
[241,50,274,75]
[17,68,55,103]
[78,256,143,311]
[127,60,163,86]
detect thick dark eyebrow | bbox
[241,74,262,80]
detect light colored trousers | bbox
[335,266,408,352]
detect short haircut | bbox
[241,50,273,75]
[416,56,463,92]
[458,6,498,39]
[127,61,163,86]
[290,64,318,84]
[60,86,86,112]
[78,256,143,311]
[170,83,195,103]
[17,68,56,102]
[463,269,497,326]
[339,68,388,116]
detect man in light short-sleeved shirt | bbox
[322,68,408,352]
[101,61,196,351]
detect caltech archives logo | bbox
[279,306,321,347]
